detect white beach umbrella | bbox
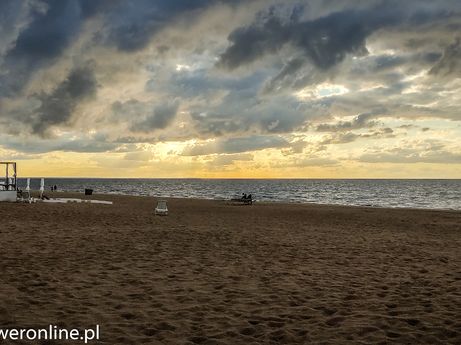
[40,178,45,198]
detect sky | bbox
[0,0,460,178]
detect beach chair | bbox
[155,200,168,216]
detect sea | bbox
[16,178,461,210]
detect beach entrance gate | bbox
[0,162,18,202]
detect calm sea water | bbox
[17,178,461,210]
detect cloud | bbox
[100,0,243,52]
[0,132,117,154]
[321,132,360,145]
[0,0,460,174]
[111,99,147,123]
[124,151,154,161]
[359,140,461,164]
[186,88,311,138]
[218,2,452,71]
[182,135,289,156]
[429,38,461,77]
[270,152,339,168]
[0,0,29,60]
[283,157,339,168]
[361,150,461,164]
[32,63,98,136]
[0,0,238,94]
[207,153,254,166]
[130,100,180,133]
[0,0,97,94]
[320,127,396,145]
[316,112,380,132]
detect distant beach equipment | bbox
[0,162,113,205]
[39,178,45,199]
[155,200,168,215]
[23,178,31,203]
[0,161,18,202]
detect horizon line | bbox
[15,177,461,180]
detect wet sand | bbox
[0,193,460,344]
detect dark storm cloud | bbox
[6,0,81,61]
[32,63,98,136]
[0,0,103,95]
[0,0,24,52]
[102,0,209,52]
[130,101,180,133]
[219,2,454,71]
[0,0,233,95]
[101,0,244,52]
[429,38,461,77]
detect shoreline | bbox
[39,191,461,213]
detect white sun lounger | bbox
[155,200,168,215]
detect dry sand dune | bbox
[0,193,460,344]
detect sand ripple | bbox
[0,195,460,344]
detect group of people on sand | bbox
[230,193,254,204]
[241,193,252,200]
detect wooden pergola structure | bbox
[0,162,18,201]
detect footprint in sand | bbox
[325,316,345,327]
[386,331,401,339]
[240,326,256,336]
[156,321,176,331]
[143,328,159,336]
[406,318,420,326]
[267,320,285,328]
[120,311,137,320]
[188,335,209,344]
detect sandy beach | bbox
[0,193,460,344]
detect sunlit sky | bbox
[1,0,460,178]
